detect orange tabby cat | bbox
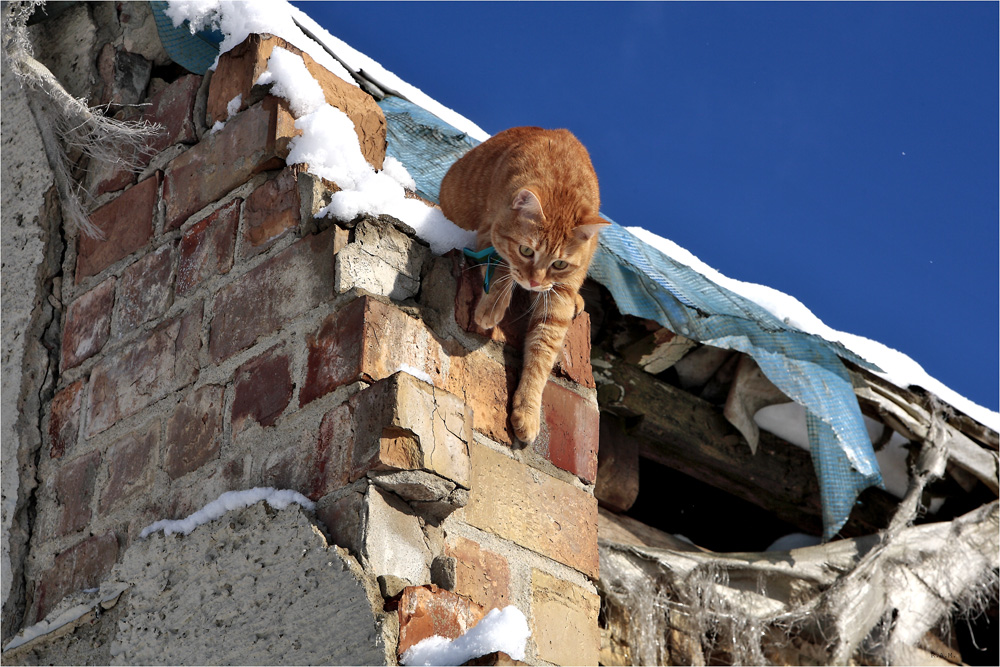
[440,126,608,443]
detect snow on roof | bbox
[164,0,998,434]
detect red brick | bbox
[397,585,485,657]
[165,385,224,480]
[116,244,175,333]
[262,404,352,501]
[163,97,298,231]
[242,168,301,257]
[536,382,599,484]
[49,380,84,459]
[209,228,336,362]
[61,277,115,371]
[232,347,292,430]
[142,73,201,154]
[208,34,385,169]
[54,450,100,536]
[302,296,516,444]
[445,536,511,612]
[87,305,202,437]
[99,420,158,513]
[35,532,118,622]
[76,174,159,282]
[176,199,239,296]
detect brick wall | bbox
[26,30,600,665]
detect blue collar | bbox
[463,246,504,294]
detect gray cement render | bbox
[4,503,392,665]
[1,57,58,643]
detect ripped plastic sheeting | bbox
[598,500,999,666]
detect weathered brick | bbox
[445,536,511,613]
[176,198,239,295]
[77,174,159,282]
[535,382,599,484]
[208,33,386,169]
[99,420,158,513]
[209,228,336,362]
[54,450,100,536]
[61,277,115,371]
[351,372,471,488]
[49,380,84,459]
[163,96,297,231]
[462,442,598,578]
[302,296,515,444]
[87,305,202,437]
[35,532,118,622]
[242,168,300,256]
[530,569,600,666]
[142,73,201,153]
[397,585,485,657]
[261,403,352,501]
[334,216,427,301]
[165,385,224,480]
[231,346,292,431]
[454,255,595,388]
[116,243,175,334]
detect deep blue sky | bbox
[294,1,998,412]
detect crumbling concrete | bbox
[3,502,392,666]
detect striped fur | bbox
[441,127,607,443]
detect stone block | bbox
[77,174,159,282]
[463,442,598,578]
[530,569,600,666]
[207,33,386,169]
[87,305,202,437]
[242,168,301,257]
[397,584,485,657]
[165,385,224,480]
[99,420,158,514]
[115,243,175,334]
[49,380,84,459]
[365,485,432,585]
[34,532,119,622]
[54,450,100,536]
[351,372,472,489]
[176,198,239,295]
[334,216,427,301]
[445,536,511,612]
[163,96,297,231]
[231,346,293,431]
[61,277,115,371]
[209,228,336,362]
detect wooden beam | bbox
[594,349,898,538]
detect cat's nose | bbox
[529,280,540,288]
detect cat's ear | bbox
[511,188,545,222]
[574,216,610,241]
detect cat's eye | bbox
[518,245,534,257]
[551,260,569,270]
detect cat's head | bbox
[493,188,608,292]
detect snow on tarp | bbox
[399,606,530,666]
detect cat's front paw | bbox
[511,392,541,444]
[474,296,505,331]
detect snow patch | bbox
[399,606,530,666]
[256,47,325,116]
[3,586,127,652]
[394,364,434,385]
[139,488,315,539]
